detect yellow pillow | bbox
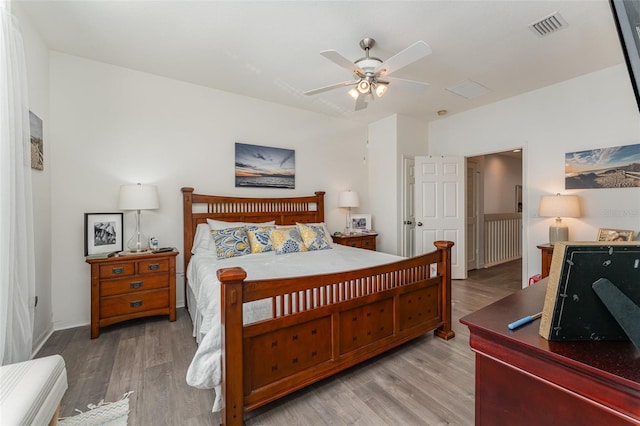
[270,226,307,254]
[246,225,275,253]
[296,223,332,251]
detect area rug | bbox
[58,391,132,426]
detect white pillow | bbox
[192,223,214,255]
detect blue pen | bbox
[508,312,543,330]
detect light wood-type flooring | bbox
[36,259,522,425]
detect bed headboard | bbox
[181,187,325,273]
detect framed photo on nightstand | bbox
[351,214,371,233]
[84,213,123,256]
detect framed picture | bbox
[596,228,635,242]
[235,142,295,189]
[84,213,123,256]
[351,214,372,232]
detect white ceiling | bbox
[16,0,625,124]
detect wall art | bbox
[235,142,295,189]
[565,143,640,189]
[29,110,43,170]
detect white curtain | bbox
[0,0,36,365]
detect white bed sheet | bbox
[185,245,403,411]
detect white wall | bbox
[428,64,640,286]
[483,154,522,214]
[368,114,427,255]
[49,53,369,330]
[14,5,53,353]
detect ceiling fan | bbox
[304,37,432,111]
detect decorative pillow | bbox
[270,226,307,255]
[192,223,214,255]
[211,227,251,259]
[246,225,275,253]
[297,222,332,251]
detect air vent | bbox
[529,12,568,37]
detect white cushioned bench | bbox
[0,355,68,425]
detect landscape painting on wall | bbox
[29,111,43,170]
[565,143,640,189]
[235,142,295,189]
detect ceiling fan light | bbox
[357,79,370,94]
[348,88,359,99]
[375,83,388,97]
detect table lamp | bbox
[119,183,159,252]
[338,190,360,234]
[538,193,580,245]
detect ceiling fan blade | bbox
[375,41,432,77]
[354,93,368,111]
[320,50,364,76]
[304,80,356,96]
[386,77,430,94]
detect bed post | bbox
[314,191,325,223]
[218,267,247,426]
[181,187,194,310]
[434,240,455,340]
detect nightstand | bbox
[86,250,178,338]
[332,233,378,251]
[537,243,554,278]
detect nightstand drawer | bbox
[138,258,169,274]
[99,262,135,278]
[347,240,363,248]
[100,274,169,297]
[100,289,169,318]
[361,238,374,249]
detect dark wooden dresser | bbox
[86,250,178,338]
[460,280,640,425]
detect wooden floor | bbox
[36,260,522,425]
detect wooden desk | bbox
[536,243,554,278]
[460,281,640,425]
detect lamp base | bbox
[127,210,149,252]
[549,218,569,245]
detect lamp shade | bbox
[338,191,360,208]
[119,183,160,211]
[538,194,580,218]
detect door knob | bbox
[417,222,423,227]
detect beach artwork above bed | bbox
[235,142,295,189]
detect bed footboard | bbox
[218,240,454,426]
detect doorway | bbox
[402,149,524,284]
[466,150,523,279]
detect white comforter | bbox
[185,245,403,411]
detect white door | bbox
[415,155,466,279]
[402,157,416,257]
[466,159,480,271]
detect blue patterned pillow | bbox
[297,223,332,251]
[271,226,307,255]
[212,227,250,259]
[246,225,275,253]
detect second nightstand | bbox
[332,233,378,251]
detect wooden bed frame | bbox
[181,188,455,425]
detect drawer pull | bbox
[130,281,143,289]
[350,242,357,247]
[130,300,143,308]
[148,264,160,271]
[111,267,124,274]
